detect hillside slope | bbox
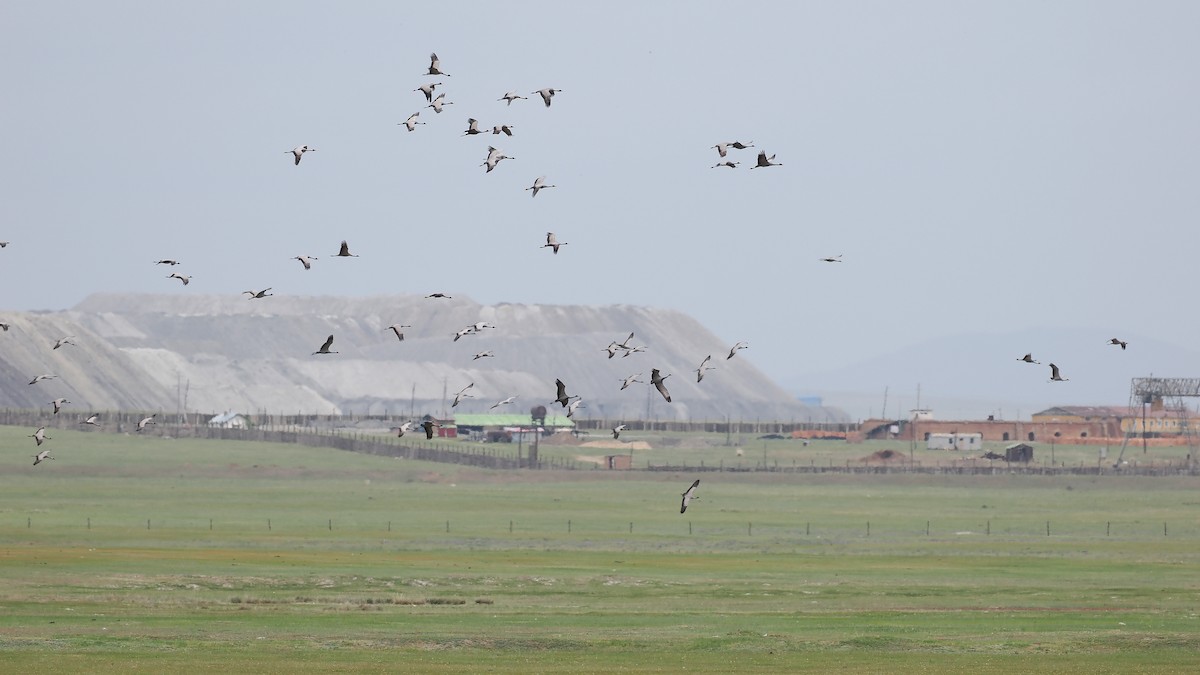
[0,293,844,422]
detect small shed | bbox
[1004,443,1034,463]
[605,455,633,470]
[926,432,982,451]
[208,412,248,429]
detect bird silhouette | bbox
[541,232,568,254]
[526,176,557,198]
[532,88,561,107]
[651,369,672,403]
[287,145,314,165]
[680,479,700,513]
[426,52,450,76]
[312,335,338,355]
[749,151,781,169]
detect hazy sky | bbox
[3,2,1199,416]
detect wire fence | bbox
[7,516,1196,541]
[3,409,1198,476]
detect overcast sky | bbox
[3,1,1198,416]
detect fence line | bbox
[2,409,1197,476]
[9,516,1193,540]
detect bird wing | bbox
[319,335,334,352]
[338,241,351,256]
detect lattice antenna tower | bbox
[1114,377,1200,469]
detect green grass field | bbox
[1,426,1198,673]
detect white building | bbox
[926,432,981,451]
[208,411,248,429]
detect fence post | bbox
[445,520,449,533]
[1107,521,1110,536]
[328,519,332,531]
[1046,521,1050,536]
[210,518,213,531]
[748,522,752,536]
[567,519,571,533]
[88,517,91,530]
[509,520,513,533]
[147,519,151,530]
[1164,522,1168,537]
[27,517,30,528]
[986,520,990,535]
[926,520,930,536]
[268,518,272,531]
[689,521,692,535]
[388,521,391,532]
[806,522,810,536]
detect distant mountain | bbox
[779,327,1200,421]
[0,293,846,422]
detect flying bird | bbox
[396,421,415,437]
[712,141,754,157]
[421,420,439,439]
[293,255,318,270]
[426,52,450,76]
[1017,353,1040,364]
[415,82,442,102]
[154,259,180,266]
[554,378,574,407]
[400,112,425,132]
[541,232,568,254]
[1049,363,1069,382]
[622,344,647,357]
[137,414,157,431]
[602,342,621,359]
[452,382,475,407]
[52,336,76,350]
[749,151,782,169]
[452,327,475,342]
[1108,338,1128,350]
[386,324,412,341]
[287,145,314,165]
[28,374,57,385]
[50,398,70,414]
[426,293,452,299]
[615,332,636,350]
[651,369,672,403]
[491,124,514,136]
[30,426,50,445]
[711,161,739,169]
[427,92,453,113]
[532,88,561,107]
[490,396,517,410]
[167,273,191,286]
[620,373,643,390]
[333,240,359,257]
[566,398,585,418]
[680,479,700,513]
[727,341,749,360]
[498,91,527,105]
[695,355,714,382]
[819,255,843,263]
[312,335,338,355]
[243,288,273,299]
[34,449,53,466]
[462,118,485,136]
[0,323,9,331]
[472,351,494,360]
[526,176,557,198]
[612,424,628,439]
[80,413,101,426]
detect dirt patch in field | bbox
[861,449,906,463]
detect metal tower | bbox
[1114,377,1200,468]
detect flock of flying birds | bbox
[1016,336,1129,383]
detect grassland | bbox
[1,425,1198,673]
